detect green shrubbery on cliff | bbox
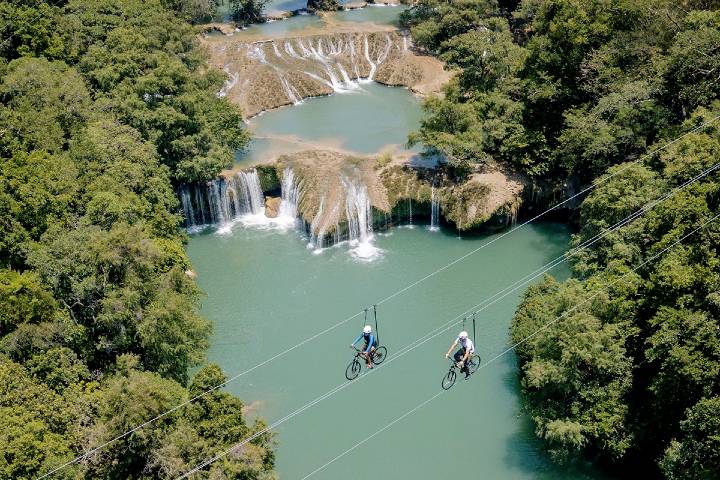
[403,0,720,477]
[0,0,272,478]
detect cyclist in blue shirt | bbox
[350,325,378,369]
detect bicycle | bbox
[441,353,481,390]
[346,345,388,380]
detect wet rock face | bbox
[440,170,527,232]
[276,150,389,246]
[265,196,282,218]
[201,30,450,118]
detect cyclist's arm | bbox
[351,334,362,347]
[445,340,458,357]
[364,334,375,353]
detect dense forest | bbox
[0,0,275,478]
[2,0,719,478]
[400,0,720,478]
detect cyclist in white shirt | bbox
[444,331,475,379]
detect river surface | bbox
[188,223,610,480]
[212,1,405,32]
[237,83,423,167]
[188,6,612,479]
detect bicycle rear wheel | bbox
[467,354,481,374]
[346,358,361,380]
[373,346,387,365]
[442,369,457,390]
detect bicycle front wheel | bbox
[467,354,481,374]
[346,358,361,380]
[442,369,457,390]
[373,346,387,365]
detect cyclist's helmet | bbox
[458,331,469,339]
[363,325,372,334]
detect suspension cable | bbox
[39,125,720,477]
[171,162,719,479]
[299,211,720,480]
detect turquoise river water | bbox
[188,224,611,479]
[187,6,613,479]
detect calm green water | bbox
[235,4,405,36]
[187,224,611,479]
[238,83,423,166]
[192,6,611,475]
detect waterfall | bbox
[408,198,413,225]
[377,34,392,65]
[180,169,268,232]
[279,74,302,104]
[309,196,325,249]
[316,202,340,250]
[238,170,265,215]
[363,35,376,81]
[306,39,356,91]
[250,43,302,104]
[279,168,301,220]
[348,37,361,79]
[208,180,231,226]
[180,187,196,227]
[336,62,358,88]
[297,38,313,57]
[342,176,380,260]
[430,185,440,231]
[285,41,302,59]
[194,188,207,225]
[218,65,239,98]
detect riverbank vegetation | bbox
[401,0,720,477]
[0,0,274,478]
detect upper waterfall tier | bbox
[200,29,451,118]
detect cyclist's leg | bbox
[453,349,465,364]
[363,341,372,367]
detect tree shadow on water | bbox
[499,361,616,480]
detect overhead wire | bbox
[172,160,720,479]
[299,210,720,479]
[39,114,720,479]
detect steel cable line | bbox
[172,161,719,479]
[37,109,720,480]
[300,211,720,480]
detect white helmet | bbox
[458,331,468,339]
[363,325,372,334]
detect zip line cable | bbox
[172,163,719,479]
[299,211,720,480]
[10,2,719,476]
[38,127,720,478]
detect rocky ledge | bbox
[200,29,451,118]
[248,150,530,242]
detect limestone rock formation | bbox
[265,196,281,217]
[200,30,451,117]
[276,150,389,245]
[440,169,526,231]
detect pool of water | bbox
[216,2,405,37]
[187,223,612,479]
[238,82,423,166]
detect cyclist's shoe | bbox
[465,372,471,379]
